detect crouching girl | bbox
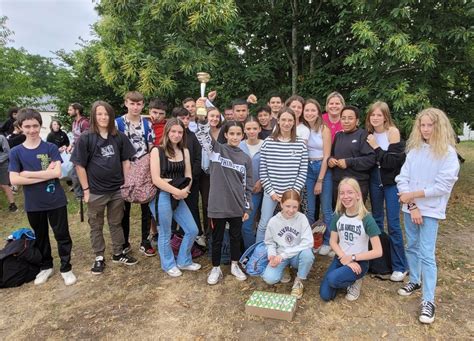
[262,190,314,299]
[319,178,382,302]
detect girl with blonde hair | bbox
[396,108,459,324]
[365,101,408,282]
[319,178,382,302]
[323,91,345,142]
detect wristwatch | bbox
[351,254,356,262]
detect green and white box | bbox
[245,291,297,321]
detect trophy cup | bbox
[196,72,210,118]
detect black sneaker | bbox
[419,301,435,324]
[398,282,421,296]
[122,242,131,254]
[91,257,105,275]
[8,203,18,213]
[112,253,138,266]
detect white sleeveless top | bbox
[307,128,324,159]
[374,131,389,151]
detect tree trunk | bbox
[291,0,298,94]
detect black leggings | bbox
[210,217,242,267]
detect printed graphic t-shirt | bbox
[71,132,136,194]
[330,213,380,255]
[9,141,67,212]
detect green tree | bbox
[94,0,239,106]
[53,42,124,128]
[0,17,62,120]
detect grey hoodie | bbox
[195,122,253,218]
[264,212,314,259]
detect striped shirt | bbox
[259,137,308,195]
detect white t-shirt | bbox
[296,123,310,141]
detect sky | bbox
[1,0,99,59]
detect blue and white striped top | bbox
[259,136,308,196]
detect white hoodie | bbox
[396,144,459,220]
[264,212,314,259]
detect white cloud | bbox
[1,0,99,58]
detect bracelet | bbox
[407,202,417,211]
[83,187,89,191]
[317,179,323,183]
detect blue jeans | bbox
[255,192,279,243]
[369,169,408,273]
[404,213,438,303]
[306,161,333,245]
[319,257,369,301]
[241,192,263,250]
[262,248,315,284]
[149,192,198,272]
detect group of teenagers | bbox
[3,90,459,325]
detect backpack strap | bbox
[142,118,150,153]
[116,116,126,133]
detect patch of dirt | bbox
[0,143,473,339]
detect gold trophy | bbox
[196,72,210,118]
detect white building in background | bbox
[459,123,473,141]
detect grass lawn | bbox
[0,142,473,339]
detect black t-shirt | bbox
[71,131,136,194]
[47,130,70,148]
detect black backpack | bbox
[368,231,392,275]
[0,239,42,288]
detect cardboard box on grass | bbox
[245,291,297,321]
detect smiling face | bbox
[289,100,303,119]
[278,112,295,135]
[168,124,184,145]
[303,102,320,124]
[341,109,358,133]
[125,99,144,117]
[21,118,41,140]
[326,96,343,118]
[339,183,360,212]
[225,125,244,147]
[268,97,282,115]
[244,121,261,141]
[419,114,434,143]
[257,110,271,128]
[281,198,299,219]
[207,109,221,128]
[95,106,110,130]
[369,108,385,131]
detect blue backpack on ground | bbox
[239,241,268,276]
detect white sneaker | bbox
[178,262,202,271]
[345,279,363,301]
[195,235,207,247]
[318,245,332,256]
[166,266,183,277]
[34,268,54,285]
[61,271,77,286]
[207,266,223,285]
[328,250,336,258]
[390,271,408,282]
[231,262,247,281]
